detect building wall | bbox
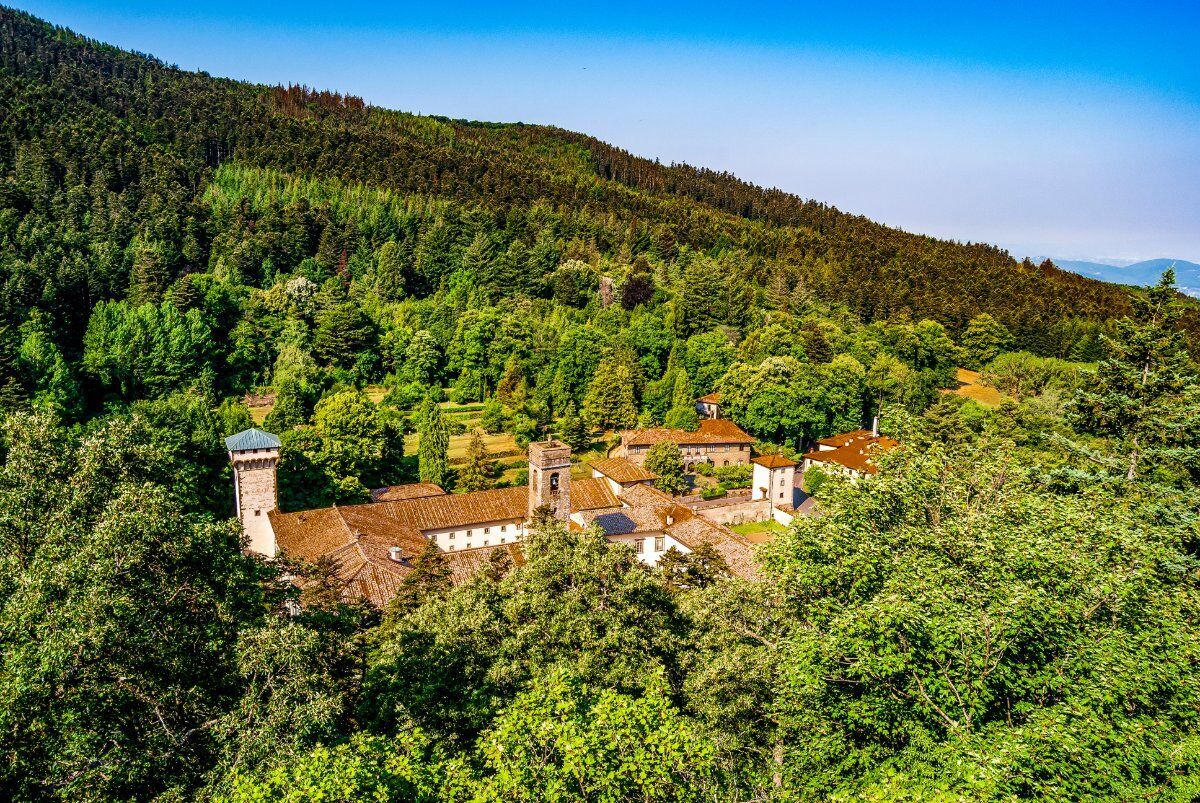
[232,448,279,556]
[528,441,572,520]
[752,464,796,503]
[605,530,689,567]
[426,518,526,552]
[620,441,750,470]
[801,457,861,480]
[692,498,771,526]
[696,401,720,419]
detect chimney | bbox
[388,546,405,563]
[871,416,879,437]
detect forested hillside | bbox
[0,4,1176,371]
[1,6,1198,802]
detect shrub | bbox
[713,463,752,488]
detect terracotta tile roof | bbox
[588,457,658,484]
[697,392,721,404]
[664,516,761,580]
[269,486,531,608]
[572,476,622,512]
[576,505,672,536]
[618,483,675,507]
[803,432,900,475]
[370,483,446,503]
[269,504,431,608]
[622,418,754,447]
[816,429,874,448]
[376,486,528,531]
[444,543,526,584]
[751,454,797,469]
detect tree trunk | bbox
[773,736,784,788]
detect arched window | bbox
[549,472,560,491]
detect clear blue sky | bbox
[15,1,1200,262]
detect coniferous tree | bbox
[582,359,639,431]
[555,402,592,452]
[129,236,170,306]
[374,240,406,301]
[765,272,791,312]
[678,260,724,336]
[458,430,493,492]
[417,397,450,487]
[663,369,700,431]
[388,540,452,616]
[1071,269,1200,481]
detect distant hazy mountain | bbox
[1042,257,1200,298]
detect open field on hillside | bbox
[943,368,1004,407]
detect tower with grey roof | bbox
[226,428,281,556]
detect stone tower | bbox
[226,428,282,557]
[527,440,572,521]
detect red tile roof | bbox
[375,486,528,531]
[697,392,721,404]
[751,454,797,469]
[618,483,675,507]
[816,429,874,448]
[589,457,658,484]
[571,477,622,512]
[370,483,446,502]
[664,516,760,580]
[622,418,754,447]
[269,504,430,608]
[803,432,900,475]
[444,543,526,584]
[269,485,532,608]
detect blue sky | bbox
[16,1,1200,262]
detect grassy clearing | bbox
[730,519,786,544]
[943,368,1004,407]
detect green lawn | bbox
[730,519,786,543]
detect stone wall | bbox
[687,498,771,526]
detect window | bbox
[501,524,507,532]
[635,538,645,554]
[779,491,785,500]
[779,476,786,486]
[483,540,489,546]
[501,537,507,543]
[466,529,472,537]
[449,532,455,540]
[654,536,665,551]
[484,527,490,534]
[448,545,455,551]
[253,509,261,516]
[466,543,472,549]
[550,472,560,491]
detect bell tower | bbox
[226,428,282,556]
[527,440,572,521]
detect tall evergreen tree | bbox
[582,359,638,431]
[555,402,591,452]
[374,240,406,301]
[1071,269,1200,481]
[417,397,450,487]
[458,430,494,492]
[664,369,700,431]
